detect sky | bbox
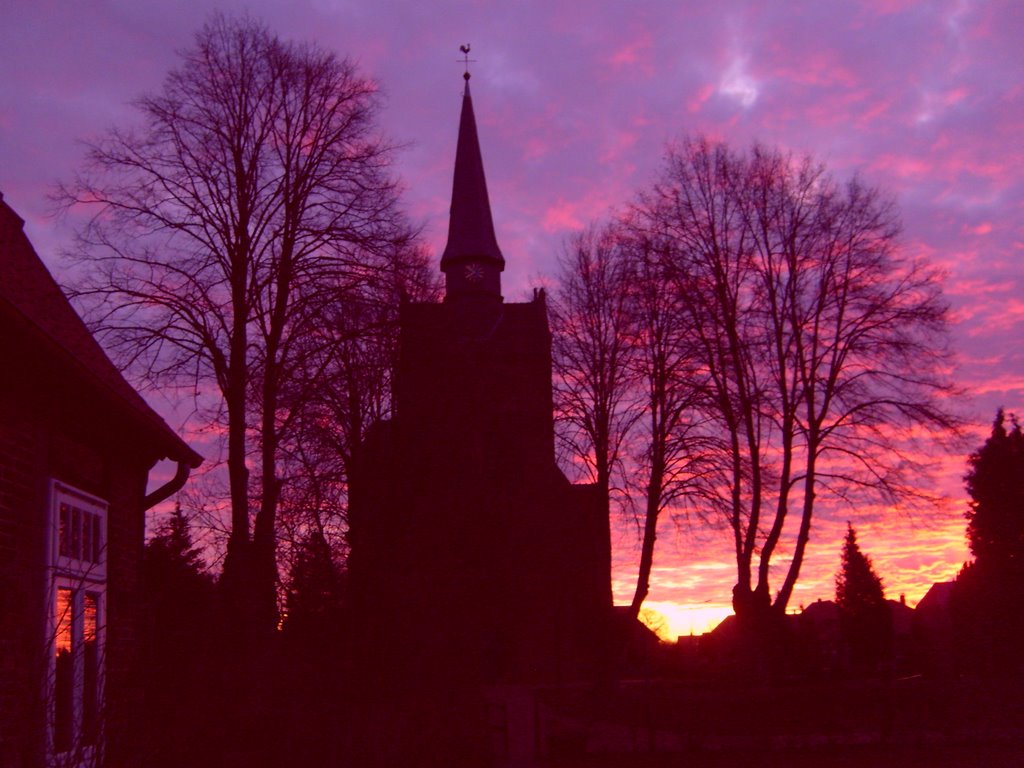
[2,0,1022,637]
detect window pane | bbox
[71,507,81,561]
[93,514,102,563]
[54,587,74,753]
[83,592,100,746]
[83,513,93,565]
[55,587,73,654]
[59,504,70,558]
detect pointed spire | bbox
[440,77,505,273]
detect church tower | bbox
[349,66,612,766]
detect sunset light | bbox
[4,0,1020,639]
[4,3,1023,765]
[641,601,734,639]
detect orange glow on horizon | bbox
[638,600,734,639]
[613,487,974,641]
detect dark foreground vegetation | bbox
[138,610,1024,767]
[544,677,1024,757]
[140,499,1024,767]
[549,743,1024,768]
[134,408,1024,766]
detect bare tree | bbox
[618,230,722,621]
[59,15,417,634]
[552,222,725,623]
[631,137,960,622]
[549,226,640,522]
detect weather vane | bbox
[458,44,475,81]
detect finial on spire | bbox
[459,44,474,82]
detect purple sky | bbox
[2,1,1021,635]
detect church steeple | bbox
[440,72,504,302]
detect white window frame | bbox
[45,480,107,768]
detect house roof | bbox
[801,598,839,623]
[0,192,201,467]
[916,581,955,614]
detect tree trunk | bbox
[629,446,665,621]
[775,443,818,611]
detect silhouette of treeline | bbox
[547,137,960,648]
[61,11,1016,768]
[139,415,1022,767]
[640,419,1024,686]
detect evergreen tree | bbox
[276,531,349,766]
[835,523,891,673]
[145,503,207,577]
[836,523,886,612]
[141,504,218,767]
[953,409,1024,675]
[143,504,215,644]
[281,530,347,648]
[965,408,1024,567]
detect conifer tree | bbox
[836,524,885,609]
[282,531,346,648]
[953,409,1024,674]
[965,408,1024,568]
[835,523,891,672]
[145,503,206,578]
[141,504,218,766]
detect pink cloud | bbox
[598,129,639,165]
[964,221,994,235]
[522,137,552,161]
[869,153,934,180]
[863,0,919,16]
[964,372,1024,397]
[687,83,716,114]
[767,50,860,90]
[850,93,897,126]
[607,31,654,75]
[541,200,584,232]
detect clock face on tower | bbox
[464,263,484,283]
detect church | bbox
[349,72,612,761]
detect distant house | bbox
[912,581,956,675]
[888,597,915,673]
[796,597,913,676]
[798,599,843,674]
[0,193,200,768]
[612,607,665,675]
[698,597,915,678]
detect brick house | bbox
[0,192,201,767]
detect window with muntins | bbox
[47,481,106,768]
